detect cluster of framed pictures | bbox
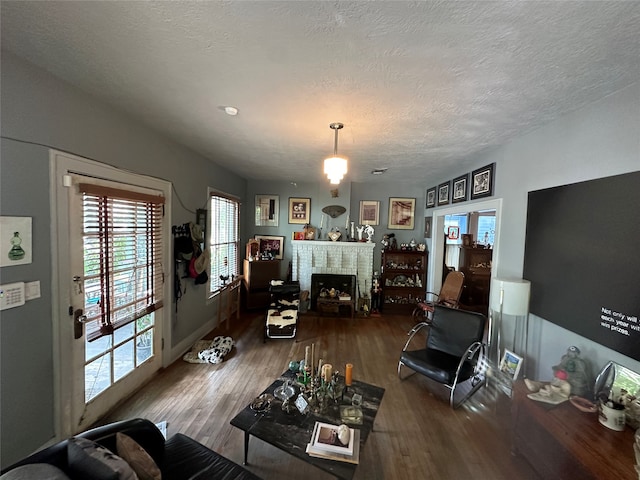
[359,198,416,230]
[254,195,418,234]
[426,163,495,208]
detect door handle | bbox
[73,308,86,339]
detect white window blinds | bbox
[79,183,165,342]
[209,193,240,293]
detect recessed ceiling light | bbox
[371,168,388,175]
[224,106,239,116]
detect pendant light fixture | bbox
[324,122,348,184]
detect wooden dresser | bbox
[511,380,636,479]
[242,259,281,309]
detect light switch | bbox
[25,281,41,300]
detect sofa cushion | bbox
[67,437,138,480]
[0,464,70,480]
[116,433,162,480]
[161,434,260,480]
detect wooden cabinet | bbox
[381,250,427,314]
[458,246,492,314]
[242,259,281,309]
[512,380,636,479]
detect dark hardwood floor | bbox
[102,310,540,479]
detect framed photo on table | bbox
[359,200,380,225]
[388,197,415,230]
[255,235,285,260]
[288,197,310,224]
[471,163,495,200]
[499,349,523,381]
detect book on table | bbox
[306,422,360,464]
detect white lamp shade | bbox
[490,277,531,315]
[324,156,347,184]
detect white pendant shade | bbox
[324,123,347,184]
[324,156,348,184]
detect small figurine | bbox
[525,345,592,403]
[370,273,382,314]
[364,225,374,243]
[553,346,591,398]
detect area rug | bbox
[182,336,234,364]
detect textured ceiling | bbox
[2,1,639,185]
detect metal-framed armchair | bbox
[398,304,488,408]
[411,271,465,322]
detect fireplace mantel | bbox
[291,240,376,296]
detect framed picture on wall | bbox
[424,217,432,238]
[255,194,279,227]
[255,235,285,260]
[359,200,380,225]
[388,197,415,230]
[437,182,450,206]
[452,174,469,203]
[288,197,310,224]
[0,216,32,267]
[426,187,436,208]
[471,163,495,200]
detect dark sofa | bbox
[1,418,261,479]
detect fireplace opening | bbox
[310,274,357,311]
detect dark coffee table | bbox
[230,370,385,480]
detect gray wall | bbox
[426,82,640,380]
[0,51,246,467]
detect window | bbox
[476,214,496,246]
[444,214,468,245]
[78,180,165,402]
[209,191,240,295]
[80,183,165,343]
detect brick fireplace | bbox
[291,240,376,301]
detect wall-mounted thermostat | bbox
[0,282,26,311]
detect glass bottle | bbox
[8,231,25,261]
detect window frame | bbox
[207,189,241,299]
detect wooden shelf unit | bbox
[242,259,281,309]
[380,250,427,314]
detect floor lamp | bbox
[489,277,531,366]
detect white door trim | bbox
[427,198,502,295]
[49,149,172,438]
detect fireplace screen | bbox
[310,274,357,311]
